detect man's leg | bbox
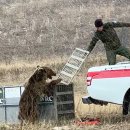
[106,50,116,65]
[116,46,130,60]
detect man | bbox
[87,19,130,65]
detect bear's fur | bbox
[18,66,61,124]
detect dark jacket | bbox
[87,22,130,52]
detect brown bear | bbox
[18,66,61,124]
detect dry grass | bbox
[0,55,67,86]
[0,0,130,62]
[0,55,130,130]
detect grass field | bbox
[0,55,130,130]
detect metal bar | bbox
[71,55,84,62]
[58,110,74,114]
[76,48,89,53]
[60,71,73,78]
[56,91,73,96]
[54,87,58,120]
[0,105,19,107]
[66,63,79,70]
[60,81,68,85]
[4,87,7,123]
[57,101,73,105]
[20,86,22,96]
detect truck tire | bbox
[123,95,130,115]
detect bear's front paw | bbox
[51,78,62,85]
[56,78,62,83]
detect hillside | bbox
[0,0,130,63]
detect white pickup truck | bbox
[82,61,130,115]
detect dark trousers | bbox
[106,46,130,65]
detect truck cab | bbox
[82,61,130,115]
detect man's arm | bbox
[87,35,99,52]
[106,21,130,28]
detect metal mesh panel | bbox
[54,83,75,120]
[58,73,72,85]
[62,66,77,75]
[56,83,73,92]
[57,103,74,111]
[57,94,73,102]
[0,88,3,104]
[58,48,89,85]
[68,57,82,67]
[73,49,88,59]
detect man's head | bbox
[95,19,103,32]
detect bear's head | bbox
[30,66,56,83]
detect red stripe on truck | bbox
[87,69,130,79]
